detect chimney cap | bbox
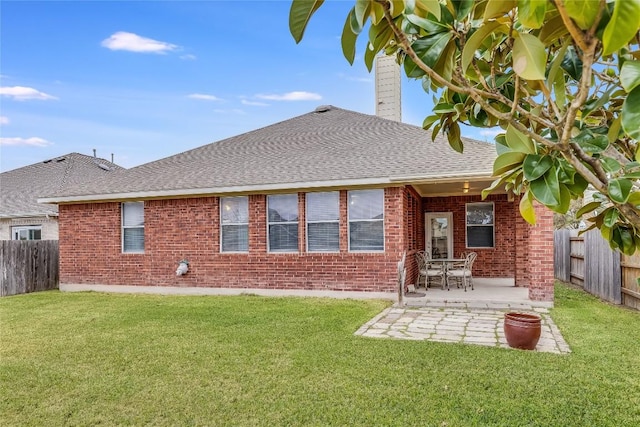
[314,105,331,113]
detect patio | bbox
[403,278,553,309]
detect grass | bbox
[1,283,639,426]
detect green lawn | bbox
[1,283,639,426]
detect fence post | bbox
[584,230,622,304]
[554,229,571,283]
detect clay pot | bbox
[503,312,542,350]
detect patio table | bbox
[428,258,465,290]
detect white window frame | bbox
[267,194,299,253]
[348,189,385,252]
[12,225,42,240]
[306,191,340,253]
[465,202,495,249]
[220,196,249,253]
[122,202,145,253]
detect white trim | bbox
[220,196,249,253]
[465,201,495,249]
[267,193,299,253]
[11,225,42,240]
[347,189,385,253]
[305,191,340,253]
[121,202,145,253]
[59,283,397,300]
[37,172,493,205]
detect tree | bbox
[289,0,640,254]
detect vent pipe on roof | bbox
[375,55,401,122]
[93,149,97,158]
[111,153,114,163]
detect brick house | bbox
[0,152,123,240]
[40,106,554,302]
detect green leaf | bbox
[609,178,633,203]
[560,46,582,81]
[482,173,513,199]
[573,132,609,153]
[452,0,474,19]
[603,208,620,228]
[415,0,441,20]
[445,121,463,153]
[493,151,526,175]
[601,157,622,174]
[546,41,569,89]
[576,201,601,218]
[518,0,547,29]
[620,227,636,256]
[519,190,536,225]
[461,22,506,73]
[608,116,622,143]
[564,0,601,30]
[355,0,370,28]
[341,10,358,64]
[289,0,325,44]
[529,167,560,207]
[505,124,536,154]
[364,43,376,72]
[484,0,516,21]
[512,32,547,80]
[628,191,640,207]
[523,154,553,181]
[422,114,439,130]
[622,86,640,140]
[620,60,640,92]
[415,32,454,69]
[602,0,640,56]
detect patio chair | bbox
[415,250,445,290]
[446,252,477,291]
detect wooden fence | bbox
[554,229,639,309]
[0,240,59,297]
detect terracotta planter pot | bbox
[503,312,542,350]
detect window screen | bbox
[267,194,298,252]
[221,197,249,252]
[348,189,384,251]
[466,202,494,248]
[306,192,339,252]
[122,202,144,253]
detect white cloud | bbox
[188,93,223,101]
[0,137,52,147]
[0,116,9,125]
[255,91,322,101]
[0,86,57,101]
[479,129,503,138]
[241,99,269,107]
[101,31,178,54]
[180,54,197,60]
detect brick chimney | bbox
[375,55,401,122]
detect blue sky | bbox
[0,0,497,172]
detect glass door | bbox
[425,213,453,259]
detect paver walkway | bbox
[355,306,571,354]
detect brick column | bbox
[514,196,530,287]
[527,202,555,301]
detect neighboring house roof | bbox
[0,153,124,218]
[40,106,497,204]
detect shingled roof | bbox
[1,153,124,217]
[40,106,497,203]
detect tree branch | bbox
[554,0,590,52]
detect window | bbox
[348,189,384,251]
[466,202,494,248]
[12,226,42,240]
[122,202,144,253]
[220,197,248,252]
[306,192,339,252]
[267,194,298,252]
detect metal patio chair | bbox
[446,251,477,291]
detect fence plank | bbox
[620,253,640,310]
[0,240,59,297]
[584,230,621,304]
[554,229,571,282]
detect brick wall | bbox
[424,194,516,278]
[527,202,555,301]
[58,187,407,292]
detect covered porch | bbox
[399,174,555,303]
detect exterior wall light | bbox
[176,259,189,276]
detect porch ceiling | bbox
[412,178,505,197]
